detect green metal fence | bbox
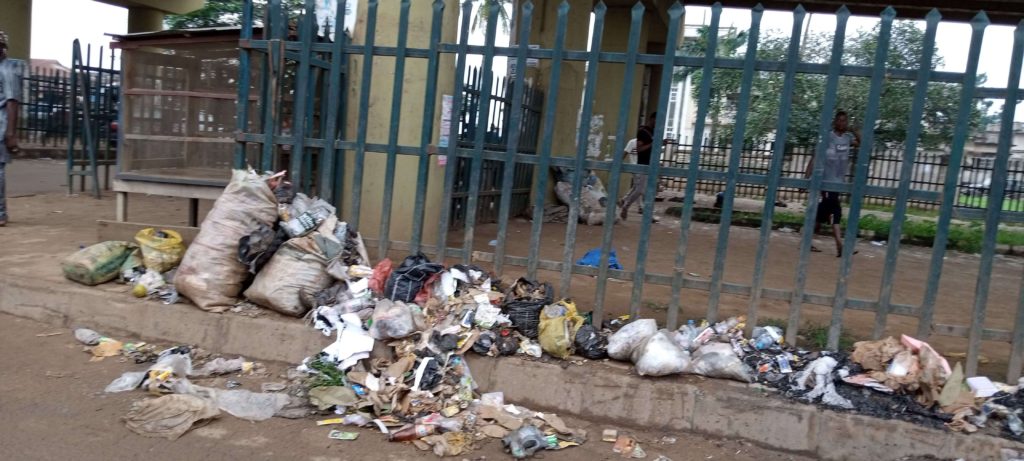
[239,0,1024,380]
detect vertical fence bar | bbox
[410,0,446,254]
[594,2,644,327]
[349,0,379,230]
[526,1,569,279]
[828,7,894,350]
[707,4,762,322]
[320,0,348,206]
[493,1,534,276]
[918,12,988,339]
[746,6,805,335]
[559,2,606,296]
[67,41,80,196]
[668,3,721,328]
[236,0,254,169]
[461,0,502,264]
[787,6,849,346]
[290,0,316,191]
[874,9,939,339]
[333,31,350,209]
[435,0,474,262]
[377,0,412,260]
[261,0,283,172]
[967,22,1023,377]
[629,2,683,319]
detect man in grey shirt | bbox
[0,30,22,226]
[805,111,860,257]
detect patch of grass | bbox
[861,202,941,218]
[799,322,858,351]
[958,195,1024,211]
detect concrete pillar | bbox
[0,0,31,60]
[342,0,460,245]
[127,7,165,33]
[526,0,590,159]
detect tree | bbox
[466,0,513,34]
[677,21,990,149]
[165,0,305,30]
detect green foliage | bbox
[164,0,306,30]
[677,21,990,148]
[465,0,513,34]
[307,357,346,388]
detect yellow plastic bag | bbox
[135,228,186,272]
[538,300,585,360]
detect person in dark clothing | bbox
[619,112,659,222]
[805,111,861,257]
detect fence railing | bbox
[659,141,1024,212]
[238,0,1024,382]
[15,46,119,152]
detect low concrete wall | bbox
[1,271,1020,460]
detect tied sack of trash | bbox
[538,300,585,360]
[369,298,426,340]
[685,342,753,382]
[631,329,691,376]
[134,228,186,272]
[607,318,658,361]
[175,169,278,312]
[123,393,220,440]
[62,241,137,286]
[244,215,341,317]
[502,278,553,339]
[574,324,608,360]
[384,253,444,303]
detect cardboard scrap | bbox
[850,336,904,371]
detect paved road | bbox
[0,313,808,461]
[7,158,68,197]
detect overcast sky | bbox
[28,0,1020,119]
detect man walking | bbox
[619,112,659,222]
[0,30,22,227]
[805,111,861,257]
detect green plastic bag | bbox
[62,241,137,286]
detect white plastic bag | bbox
[607,318,658,360]
[631,330,691,376]
[368,299,426,340]
[685,342,754,383]
[105,371,147,393]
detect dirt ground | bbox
[2,159,1020,378]
[0,313,814,461]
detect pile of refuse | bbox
[553,167,617,226]
[60,168,1024,452]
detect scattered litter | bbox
[794,356,853,409]
[35,331,63,337]
[602,429,618,442]
[123,394,220,440]
[74,328,102,345]
[967,376,1000,398]
[327,430,359,440]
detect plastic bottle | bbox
[389,424,436,441]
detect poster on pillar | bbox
[316,0,358,38]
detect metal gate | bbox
[239,0,1024,381]
[450,66,543,228]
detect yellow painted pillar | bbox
[127,7,165,33]
[342,0,460,245]
[0,0,31,60]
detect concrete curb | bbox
[1,272,1021,460]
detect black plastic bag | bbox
[574,324,608,360]
[501,278,553,339]
[473,330,497,355]
[238,223,289,274]
[384,252,444,303]
[496,334,519,356]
